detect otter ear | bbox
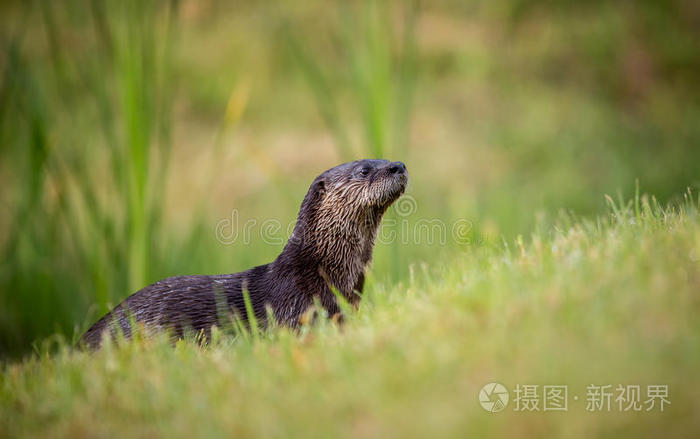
[313,178,326,197]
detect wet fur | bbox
[81,159,407,348]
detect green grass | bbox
[2,193,698,438]
[0,0,179,355]
[2,0,700,357]
[1,1,698,435]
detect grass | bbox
[282,0,418,160]
[1,192,698,438]
[1,11,700,439]
[0,0,179,355]
[2,0,699,357]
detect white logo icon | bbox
[479,383,509,413]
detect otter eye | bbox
[358,167,370,177]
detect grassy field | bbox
[1,1,700,436]
[1,194,698,438]
[2,0,699,356]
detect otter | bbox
[81,159,408,348]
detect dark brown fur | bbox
[81,159,408,348]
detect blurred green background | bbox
[0,0,698,357]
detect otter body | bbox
[82,159,407,348]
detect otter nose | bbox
[388,161,406,175]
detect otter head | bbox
[289,159,408,295]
